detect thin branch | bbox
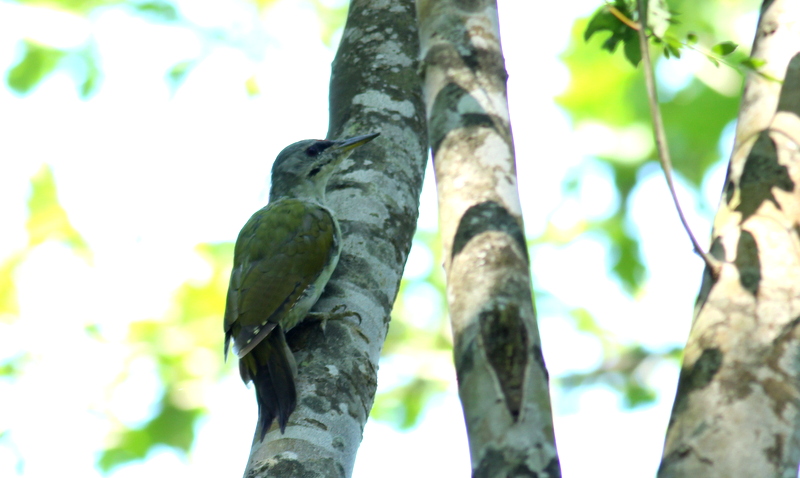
[608,5,641,31]
[635,0,722,278]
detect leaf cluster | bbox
[584,0,764,77]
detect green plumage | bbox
[223,133,378,440]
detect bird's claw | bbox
[306,305,362,333]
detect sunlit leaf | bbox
[6,41,67,95]
[26,165,92,262]
[711,41,738,56]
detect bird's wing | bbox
[223,199,337,358]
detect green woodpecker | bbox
[224,132,379,440]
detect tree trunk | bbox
[242,0,428,476]
[416,1,560,476]
[659,1,800,476]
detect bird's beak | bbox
[334,132,380,152]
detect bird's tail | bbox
[239,326,298,440]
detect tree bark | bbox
[242,0,428,476]
[660,1,800,476]
[416,1,560,476]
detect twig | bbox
[608,6,641,31]
[635,0,722,278]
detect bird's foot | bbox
[306,305,362,333]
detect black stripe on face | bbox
[306,141,334,157]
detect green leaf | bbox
[686,32,698,45]
[372,377,446,429]
[132,1,179,22]
[6,41,67,95]
[623,381,657,407]
[584,6,623,43]
[624,33,642,66]
[711,41,738,56]
[97,395,202,472]
[740,57,766,71]
[666,43,681,59]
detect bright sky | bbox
[0,0,755,477]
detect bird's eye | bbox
[306,141,334,157]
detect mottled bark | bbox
[660,1,800,476]
[242,0,428,476]
[416,1,559,476]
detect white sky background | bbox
[0,0,757,477]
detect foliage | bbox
[4,0,345,97]
[585,0,764,77]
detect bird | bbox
[224,132,379,440]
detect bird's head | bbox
[269,132,380,203]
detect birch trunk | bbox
[242,0,428,476]
[660,1,800,476]
[416,1,560,476]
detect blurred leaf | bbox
[11,0,113,14]
[249,0,282,11]
[647,0,672,38]
[26,164,92,262]
[661,79,740,184]
[711,40,738,56]
[611,226,645,292]
[245,75,260,96]
[102,242,231,470]
[0,252,26,318]
[166,60,197,92]
[0,354,29,378]
[686,32,698,45]
[571,307,605,337]
[740,57,765,71]
[309,0,349,46]
[595,210,645,292]
[98,394,203,472]
[665,42,681,59]
[623,380,657,407]
[371,377,446,429]
[76,44,102,98]
[132,0,179,22]
[6,41,67,95]
[562,19,647,126]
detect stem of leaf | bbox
[635,0,722,278]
